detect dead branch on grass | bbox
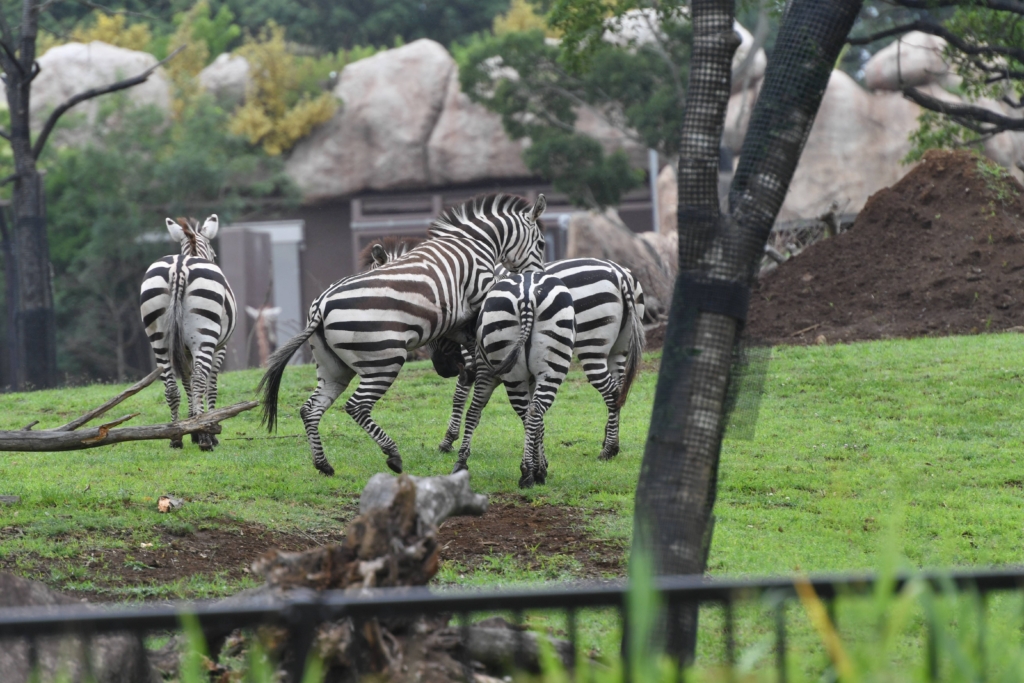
[0,370,257,451]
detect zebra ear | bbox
[531,194,547,221]
[371,243,388,266]
[165,217,185,242]
[200,214,219,239]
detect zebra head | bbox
[165,214,219,261]
[499,193,547,274]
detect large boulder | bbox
[0,573,159,683]
[779,70,923,221]
[426,67,530,185]
[863,31,956,91]
[198,52,250,108]
[286,39,456,200]
[33,42,171,132]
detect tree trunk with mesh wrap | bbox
[633,0,863,663]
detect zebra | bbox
[140,215,237,450]
[434,258,646,460]
[257,193,548,476]
[454,271,576,488]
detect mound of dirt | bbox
[746,150,1024,344]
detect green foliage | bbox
[214,0,512,52]
[525,131,643,208]
[458,16,690,208]
[191,2,242,58]
[903,111,982,164]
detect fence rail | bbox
[3,566,1024,681]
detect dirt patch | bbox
[0,523,348,602]
[1,504,623,601]
[437,501,625,579]
[746,150,1024,344]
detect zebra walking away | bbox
[454,271,576,488]
[258,194,548,476]
[140,215,237,450]
[437,258,645,460]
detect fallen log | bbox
[0,401,258,451]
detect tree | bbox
[0,1,183,390]
[847,1,1024,158]
[458,6,694,208]
[541,0,862,662]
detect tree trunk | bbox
[5,1,55,390]
[633,0,863,664]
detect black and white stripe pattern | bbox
[258,193,548,476]
[436,258,646,460]
[453,271,575,488]
[140,215,236,450]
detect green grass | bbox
[3,332,1024,673]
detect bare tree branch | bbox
[890,0,1024,13]
[0,174,19,187]
[0,401,258,451]
[31,44,184,159]
[903,85,1024,132]
[55,367,160,431]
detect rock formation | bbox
[33,42,171,138]
[198,52,250,108]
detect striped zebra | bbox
[140,215,237,450]
[258,193,548,476]
[454,272,576,488]
[435,258,646,460]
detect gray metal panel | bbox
[218,227,272,371]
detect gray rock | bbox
[0,573,159,683]
[33,42,171,145]
[198,52,250,108]
[359,470,488,528]
[426,67,530,185]
[863,31,956,91]
[285,39,456,200]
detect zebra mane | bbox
[357,235,425,271]
[174,216,215,261]
[428,193,536,239]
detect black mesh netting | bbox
[633,0,864,660]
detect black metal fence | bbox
[2,566,1024,682]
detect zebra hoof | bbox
[518,473,535,489]
[386,456,403,474]
[169,439,183,449]
[190,432,200,444]
[210,435,220,447]
[317,464,336,477]
[452,460,468,474]
[598,444,619,461]
[438,440,454,453]
[198,434,214,452]
[535,469,547,485]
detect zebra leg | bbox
[581,355,622,460]
[439,372,472,453]
[188,349,216,451]
[453,368,499,474]
[300,345,356,477]
[520,377,560,488]
[344,362,406,473]
[161,367,183,449]
[204,347,228,447]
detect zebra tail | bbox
[257,308,322,432]
[166,259,190,385]
[491,296,534,377]
[616,276,646,409]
